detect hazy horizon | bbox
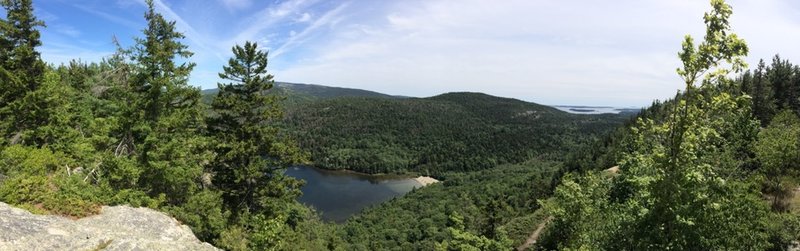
[29,0,800,107]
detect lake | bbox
[285,166,423,223]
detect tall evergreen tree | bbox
[123,0,206,204]
[208,41,303,216]
[0,0,44,88]
[751,59,776,125]
[790,65,800,113]
[0,0,46,146]
[768,55,795,110]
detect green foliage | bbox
[540,1,778,249]
[500,207,549,247]
[201,82,400,107]
[435,212,513,251]
[214,206,339,251]
[755,110,800,211]
[167,190,228,241]
[120,0,207,206]
[0,0,47,147]
[107,189,163,208]
[743,60,778,125]
[766,213,800,250]
[216,225,250,251]
[0,145,107,217]
[340,162,559,250]
[207,41,305,216]
[0,4,316,250]
[768,55,800,112]
[286,93,629,174]
[0,0,796,249]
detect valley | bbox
[1,0,798,250]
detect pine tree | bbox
[208,41,303,216]
[768,55,795,110]
[0,0,47,146]
[790,65,800,113]
[123,0,206,204]
[0,0,44,88]
[751,59,776,125]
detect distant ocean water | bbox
[552,105,640,115]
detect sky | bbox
[29,0,800,107]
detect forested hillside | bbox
[284,92,630,174]
[339,161,560,250]
[202,82,400,106]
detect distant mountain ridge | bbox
[201,82,402,105]
[202,82,633,113]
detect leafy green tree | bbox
[543,1,772,249]
[755,110,800,211]
[617,0,770,248]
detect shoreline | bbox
[293,166,441,186]
[413,176,440,187]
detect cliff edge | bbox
[0,202,218,251]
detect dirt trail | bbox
[516,216,553,251]
[516,166,615,250]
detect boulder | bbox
[0,202,218,251]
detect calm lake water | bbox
[285,166,422,223]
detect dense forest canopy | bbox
[283,92,631,174]
[0,0,798,250]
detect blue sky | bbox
[30,0,800,106]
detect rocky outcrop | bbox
[0,202,218,251]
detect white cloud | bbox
[226,0,316,48]
[271,2,349,57]
[43,0,800,107]
[150,0,220,58]
[729,0,800,65]
[270,0,800,106]
[73,4,141,29]
[219,0,253,12]
[52,24,81,38]
[40,41,113,66]
[296,12,312,23]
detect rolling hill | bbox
[283,91,632,174]
[202,82,402,105]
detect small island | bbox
[569,108,597,113]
